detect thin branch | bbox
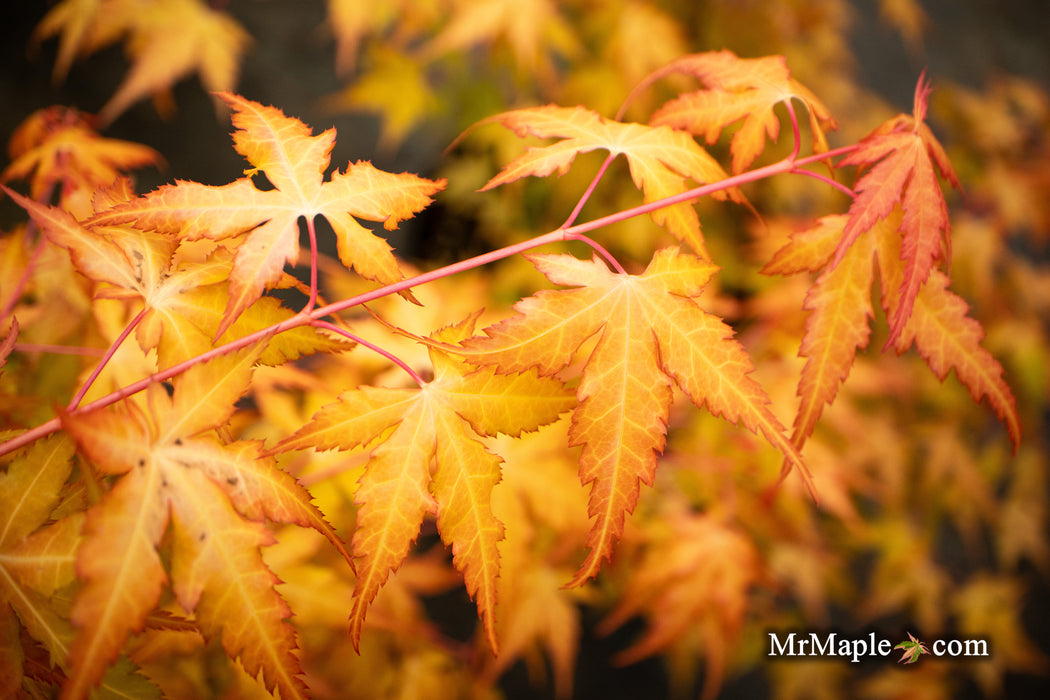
[310,319,425,387]
[565,233,627,274]
[304,216,320,313]
[67,306,149,410]
[0,139,864,458]
[785,99,802,161]
[561,153,619,230]
[789,167,855,199]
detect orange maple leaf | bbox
[762,214,880,450]
[599,507,761,700]
[107,0,251,126]
[876,225,1021,448]
[4,183,345,369]
[764,208,1020,453]
[0,436,78,676]
[833,72,962,347]
[0,107,161,208]
[276,313,575,654]
[57,347,350,700]
[478,104,737,257]
[645,50,838,173]
[86,93,445,337]
[454,248,812,585]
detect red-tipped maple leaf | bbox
[646,50,838,173]
[478,104,737,257]
[833,72,962,347]
[453,248,812,586]
[86,93,445,337]
[275,313,575,654]
[876,225,1021,448]
[762,214,879,449]
[764,208,1020,453]
[57,347,350,700]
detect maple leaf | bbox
[894,632,929,664]
[646,50,838,173]
[0,436,77,672]
[873,221,1021,448]
[761,214,883,450]
[420,0,580,85]
[30,0,120,83]
[833,72,962,347]
[3,184,345,369]
[0,107,161,208]
[57,347,350,700]
[599,507,761,700]
[86,93,445,337]
[479,104,737,257]
[452,248,812,585]
[101,0,251,126]
[276,313,575,653]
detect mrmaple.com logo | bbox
[767,630,990,664]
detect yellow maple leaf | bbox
[647,50,838,174]
[0,107,161,212]
[453,248,812,586]
[100,0,251,125]
[478,104,739,257]
[4,183,345,369]
[56,347,350,700]
[86,93,445,337]
[276,313,575,654]
[0,436,77,673]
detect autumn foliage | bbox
[1,1,1048,699]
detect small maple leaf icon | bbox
[894,632,930,664]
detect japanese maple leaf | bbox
[4,184,344,369]
[598,508,760,700]
[452,248,812,585]
[275,313,575,653]
[761,214,878,450]
[0,436,78,675]
[894,632,930,664]
[833,72,961,347]
[763,208,1020,454]
[87,93,445,337]
[57,347,352,700]
[31,0,117,83]
[101,0,251,126]
[646,50,838,173]
[875,225,1021,448]
[479,104,737,257]
[420,0,580,84]
[0,107,161,206]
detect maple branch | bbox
[67,306,149,410]
[310,319,426,386]
[789,167,856,198]
[304,216,320,313]
[785,99,802,161]
[561,153,619,230]
[564,233,627,274]
[0,141,867,460]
